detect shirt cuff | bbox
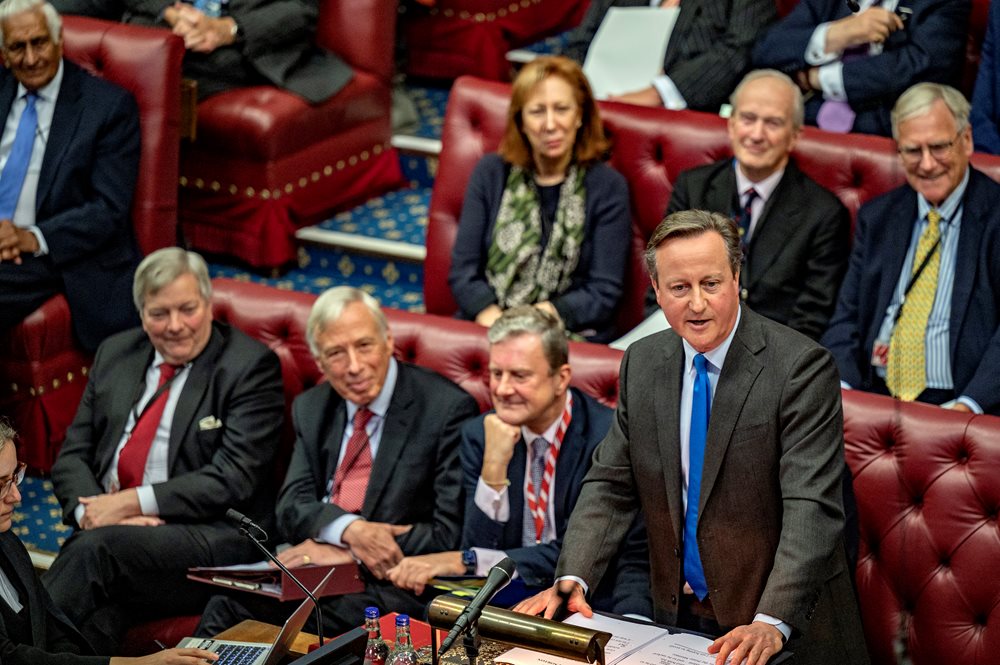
[952,396,984,414]
[27,226,48,256]
[818,61,847,101]
[471,547,512,577]
[753,613,792,642]
[475,476,510,522]
[805,23,839,64]
[73,503,85,527]
[136,485,158,515]
[840,381,853,390]
[318,514,362,547]
[556,574,589,595]
[651,75,687,110]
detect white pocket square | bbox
[199,415,223,431]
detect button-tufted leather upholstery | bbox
[843,389,1000,665]
[178,0,404,270]
[424,76,1000,336]
[0,17,184,472]
[400,0,588,81]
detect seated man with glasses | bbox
[0,421,221,664]
[822,82,1000,416]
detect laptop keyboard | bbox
[214,643,267,665]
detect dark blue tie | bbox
[736,188,758,256]
[0,93,38,219]
[684,353,711,600]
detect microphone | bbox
[437,557,516,656]
[225,508,326,647]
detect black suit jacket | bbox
[822,168,1000,414]
[565,0,777,111]
[277,361,479,556]
[752,0,969,135]
[0,60,141,352]
[667,158,850,339]
[459,388,652,616]
[120,0,352,103]
[51,322,285,554]
[556,308,868,665]
[0,531,107,665]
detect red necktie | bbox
[330,408,374,512]
[117,363,179,490]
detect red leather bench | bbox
[178,0,404,270]
[424,76,1000,336]
[0,16,184,473]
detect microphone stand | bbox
[234,520,326,647]
[461,623,481,665]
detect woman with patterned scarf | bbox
[448,56,631,343]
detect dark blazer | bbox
[0,60,141,352]
[566,0,777,112]
[448,154,630,342]
[120,0,352,103]
[51,321,285,546]
[459,388,652,617]
[0,532,106,665]
[667,158,850,340]
[752,0,969,136]
[971,0,1000,154]
[277,361,479,556]
[822,168,1000,415]
[556,307,868,665]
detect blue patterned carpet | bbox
[12,476,73,558]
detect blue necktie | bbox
[736,188,758,257]
[684,353,711,600]
[522,437,547,546]
[0,93,38,219]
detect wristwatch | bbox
[461,549,477,575]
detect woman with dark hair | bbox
[448,56,631,342]
[0,422,216,665]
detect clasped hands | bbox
[277,520,412,579]
[78,488,163,529]
[0,219,38,264]
[164,2,237,53]
[514,582,784,665]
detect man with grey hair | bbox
[385,306,651,616]
[823,82,1000,415]
[196,285,478,636]
[662,69,850,341]
[45,246,284,654]
[0,0,140,352]
[521,210,866,665]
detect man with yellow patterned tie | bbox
[822,82,1000,415]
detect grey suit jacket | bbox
[276,361,479,556]
[667,158,850,340]
[51,321,285,557]
[555,307,868,665]
[565,0,777,111]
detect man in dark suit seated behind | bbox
[386,306,651,617]
[45,247,285,655]
[0,0,140,353]
[822,82,1000,416]
[667,69,850,341]
[197,286,480,636]
[52,0,352,102]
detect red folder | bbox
[187,561,364,602]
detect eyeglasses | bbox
[897,131,962,165]
[0,462,26,499]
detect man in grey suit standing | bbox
[518,210,867,665]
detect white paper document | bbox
[495,613,716,665]
[583,7,679,100]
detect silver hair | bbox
[0,419,15,451]
[486,305,568,371]
[644,209,742,284]
[891,82,970,140]
[729,68,804,130]
[0,0,62,46]
[307,287,387,357]
[132,247,212,311]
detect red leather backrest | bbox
[842,390,1000,665]
[317,0,396,86]
[61,16,183,255]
